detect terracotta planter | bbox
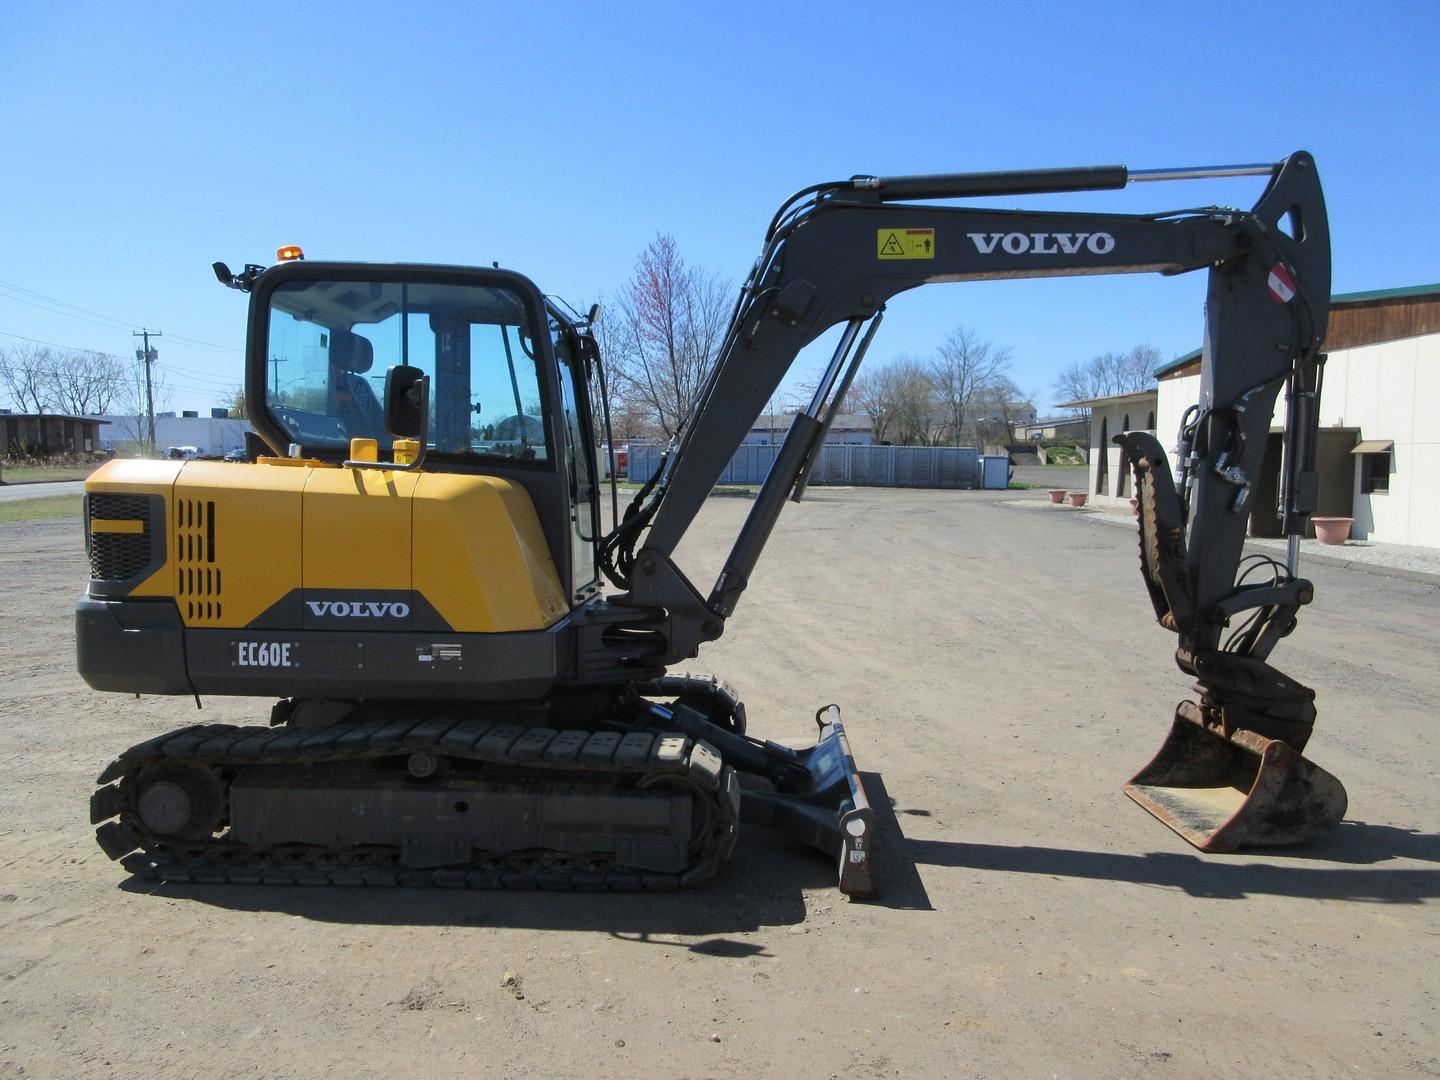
[1130,497,1140,516]
[1047,489,1068,504]
[1312,516,1353,545]
[1066,492,1088,508]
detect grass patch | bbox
[0,495,83,524]
[0,464,96,484]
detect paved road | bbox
[0,480,85,502]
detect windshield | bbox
[264,278,550,462]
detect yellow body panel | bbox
[301,468,419,591]
[413,473,568,632]
[173,462,308,625]
[86,459,569,634]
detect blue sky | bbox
[2,1,1436,415]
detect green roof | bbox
[1154,282,1440,378]
[1332,282,1440,304]
[1154,348,1201,379]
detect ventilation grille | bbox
[176,497,222,623]
[88,494,152,581]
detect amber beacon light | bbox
[276,245,305,262]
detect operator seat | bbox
[329,329,387,441]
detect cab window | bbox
[265,279,550,462]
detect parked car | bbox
[164,446,201,460]
[223,448,249,462]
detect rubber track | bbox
[92,717,740,891]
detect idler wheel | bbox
[134,760,225,841]
[637,772,712,856]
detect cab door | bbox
[551,323,598,597]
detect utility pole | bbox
[133,328,162,452]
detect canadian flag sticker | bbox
[1267,262,1297,304]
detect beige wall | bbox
[1155,330,1440,547]
[1082,398,1156,508]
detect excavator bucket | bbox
[1125,703,1347,852]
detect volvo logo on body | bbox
[306,600,411,618]
[967,231,1116,256]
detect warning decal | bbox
[1267,262,1296,304]
[877,228,935,260]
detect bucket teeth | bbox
[1126,702,1347,852]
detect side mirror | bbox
[383,365,427,437]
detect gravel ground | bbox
[1,489,1436,1079]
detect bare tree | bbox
[111,354,173,454]
[224,386,248,420]
[599,234,732,440]
[50,350,124,415]
[847,366,901,443]
[889,357,942,446]
[1053,344,1160,411]
[0,344,55,413]
[605,396,660,443]
[1121,344,1162,389]
[928,326,1012,445]
[972,375,1033,447]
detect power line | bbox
[0,277,242,354]
[0,331,242,415]
[0,328,118,356]
[155,363,240,388]
[0,363,234,396]
[164,332,241,354]
[0,287,136,333]
[0,279,138,332]
[0,329,238,383]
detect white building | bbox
[1054,389,1157,509]
[1155,283,1440,547]
[96,413,253,456]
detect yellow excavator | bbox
[81,153,1346,894]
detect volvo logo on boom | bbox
[306,600,411,618]
[967,232,1116,256]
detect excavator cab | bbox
[250,263,602,608]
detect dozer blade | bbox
[733,705,876,898]
[1125,702,1347,852]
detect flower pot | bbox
[1047,489,1068,504]
[1312,517,1353,545]
[1066,492,1088,508]
[1130,497,1140,516]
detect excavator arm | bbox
[604,152,1328,652]
[593,151,1345,862]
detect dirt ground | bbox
[1,488,1436,1079]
